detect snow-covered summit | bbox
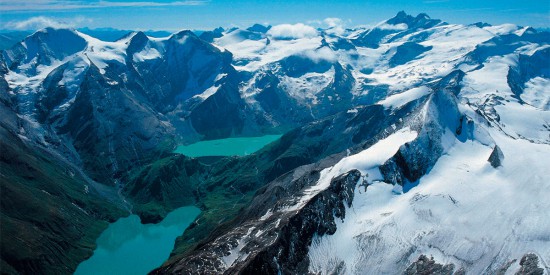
[2,11,548,144]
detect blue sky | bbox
[1,0,549,31]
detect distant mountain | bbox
[1,11,549,274]
[77,27,173,42]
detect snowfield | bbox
[285,127,418,213]
[308,121,550,274]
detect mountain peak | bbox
[471,22,492,28]
[168,29,200,45]
[396,10,408,18]
[33,27,83,40]
[388,11,412,24]
[131,31,149,41]
[199,27,224,42]
[10,27,88,66]
[386,11,442,29]
[247,24,272,33]
[126,31,150,53]
[115,30,145,42]
[39,26,76,33]
[416,13,430,20]
[172,29,196,39]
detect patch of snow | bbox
[279,66,335,104]
[483,24,519,36]
[461,55,517,101]
[493,102,550,143]
[259,209,273,221]
[59,56,89,92]
[193,85,219,100]
[522,77,550,110]
[78,31,128,74]
[214,30,323,71]
[222,227,255,268]
[378,86,431,109]
[285,127,418,212]
[377,23,408,31]
[132,45,161,62]
[364,24,495,91]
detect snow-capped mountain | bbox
[152,12,549,274]
[1,11,549,274]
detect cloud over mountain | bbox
[4,16,91,30]
[268,23,318,39]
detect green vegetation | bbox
[0,102,402,274]
[0,126,127,274]
[123,108,391,266]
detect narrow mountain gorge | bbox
[1,11,549,274]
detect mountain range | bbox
[1,11,549,274]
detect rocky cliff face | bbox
[153,166,361,275]
[0,81,126,274]
[233,170,361,275]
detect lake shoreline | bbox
[75,206,201,275]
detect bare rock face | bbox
[379,88,463,186]
[404,255,463,275]
[488,145,504,168]
[235,170,361,275]
[154,169,361,275]
[516,253,544,275]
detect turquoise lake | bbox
[174,135,282,157]
[74,206,200,275]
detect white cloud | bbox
[306,18,348,35]
[268,23,318,40]
[4,16,91,30]
[306,20,322,25]
[0,0,207,12]
[377,23,408,30]
[323,17,346,35]
[300,47,337,63]
[323,18,343,28]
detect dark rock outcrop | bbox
[154,169,361,275]
[235,170,361,274]
[516,253,544,275]
[199,27,224,43]
[488,145,504,168]
[3,28,87,69]
[0,100,126,274]
[380,88,463,186]
[247,24,271,34]
[353,11,444,48]
[388,42,433,67]
[404,255,464,275]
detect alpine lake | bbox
[76,135,282,274]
